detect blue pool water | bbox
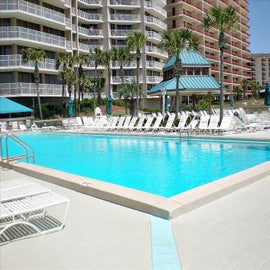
[7,133,270,198]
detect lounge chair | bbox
[159,113,176,133]
[140,115,155,132]
[132,115,146,132]
[0,179,69,245]
[206,115,220,133]
[147,114,163,132]
[196,115,210,134]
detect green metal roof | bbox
[163,48,210,70]
[148,76,222,95]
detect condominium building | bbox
[0,0,167,105]
[251,53,270,87]
[166,0,251,94]
[0,0,251,108]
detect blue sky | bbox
[248,0,270,53]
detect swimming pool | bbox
[8,133,270,198]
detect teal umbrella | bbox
[68,98,73,116]
[0,97,33,114]
[265,82,270,106]
[106,96,113,115]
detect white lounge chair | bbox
[159,113,176,133]
[0,179,69,246]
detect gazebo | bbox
[147,48,223,111]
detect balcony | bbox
[0,0,67,29]
[73,25,103,38]
[146,61,164,70]
[110,14,140,24]
[78,0,102,7]
[0,55,57,72]
[109,0,140,9]
[145,45,168,59]
[74,42,101,53]
[145,16,167,31]
[110,29,134,37]
[0,26,68,51]
[77,9,102,22]
[0,83,65,97]
[145,1,166,19]
[111,61,137,69]
[146,31,162,43]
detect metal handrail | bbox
[0,134,35,164]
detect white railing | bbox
[145,1,167,18]
[146,31,162,41]
[146,76,163,83]
[146,60,164,69]
[78,0,102,6]
[0,26,67,48]
[74,42,101,53]
[0,0,66,24]
[111,29,134,37]
[77,9,102,21]
[111,61,137,68]
[145,16,167,30]
[0,55,57,71]
[0,83,67,97]
[145,45,168,58]
[109,0,140,6]
[110,14,140,22]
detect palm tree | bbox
[126,32,147,116]
[74,53,89,115]
[89,48,103,109]
[203,6,239,123]
[118,83,137,115]
[241,79,249,101]
[159,29,199,119]
[22,47,46,119]
[111,46,133,83]
[99,50,113,114]
[56,52,72,116]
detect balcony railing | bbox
[145,1,166,18]
[78,0,102,6]
[77,9,102,21]
[145,45,168,58]
[0,55,57,71]
[146,61,164,69]
[0,83,66,97]
[110,0,140,6]
[0,0,66,25]
[111,29,134,37]
[110,14,140,22]
[0,26,67,49]
[146,31,162,41]
[145,16,167,30]
[74,25,103,37]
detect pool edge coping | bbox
[2,160,270,220]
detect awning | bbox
[0,97,33,114]
[148,76,222,96]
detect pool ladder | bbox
[0,134,35,164]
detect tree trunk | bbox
[136,49,140,116]
[34,64,43,119]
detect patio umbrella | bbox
[0,97,33,114]
[106,95,112,115]
[68,98,73,117]
[264,82,270,106]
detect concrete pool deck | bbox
[1,130,270,269]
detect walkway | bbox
[1,166,270,269]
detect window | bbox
[187,68,193,75]
[0,72,12,83]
